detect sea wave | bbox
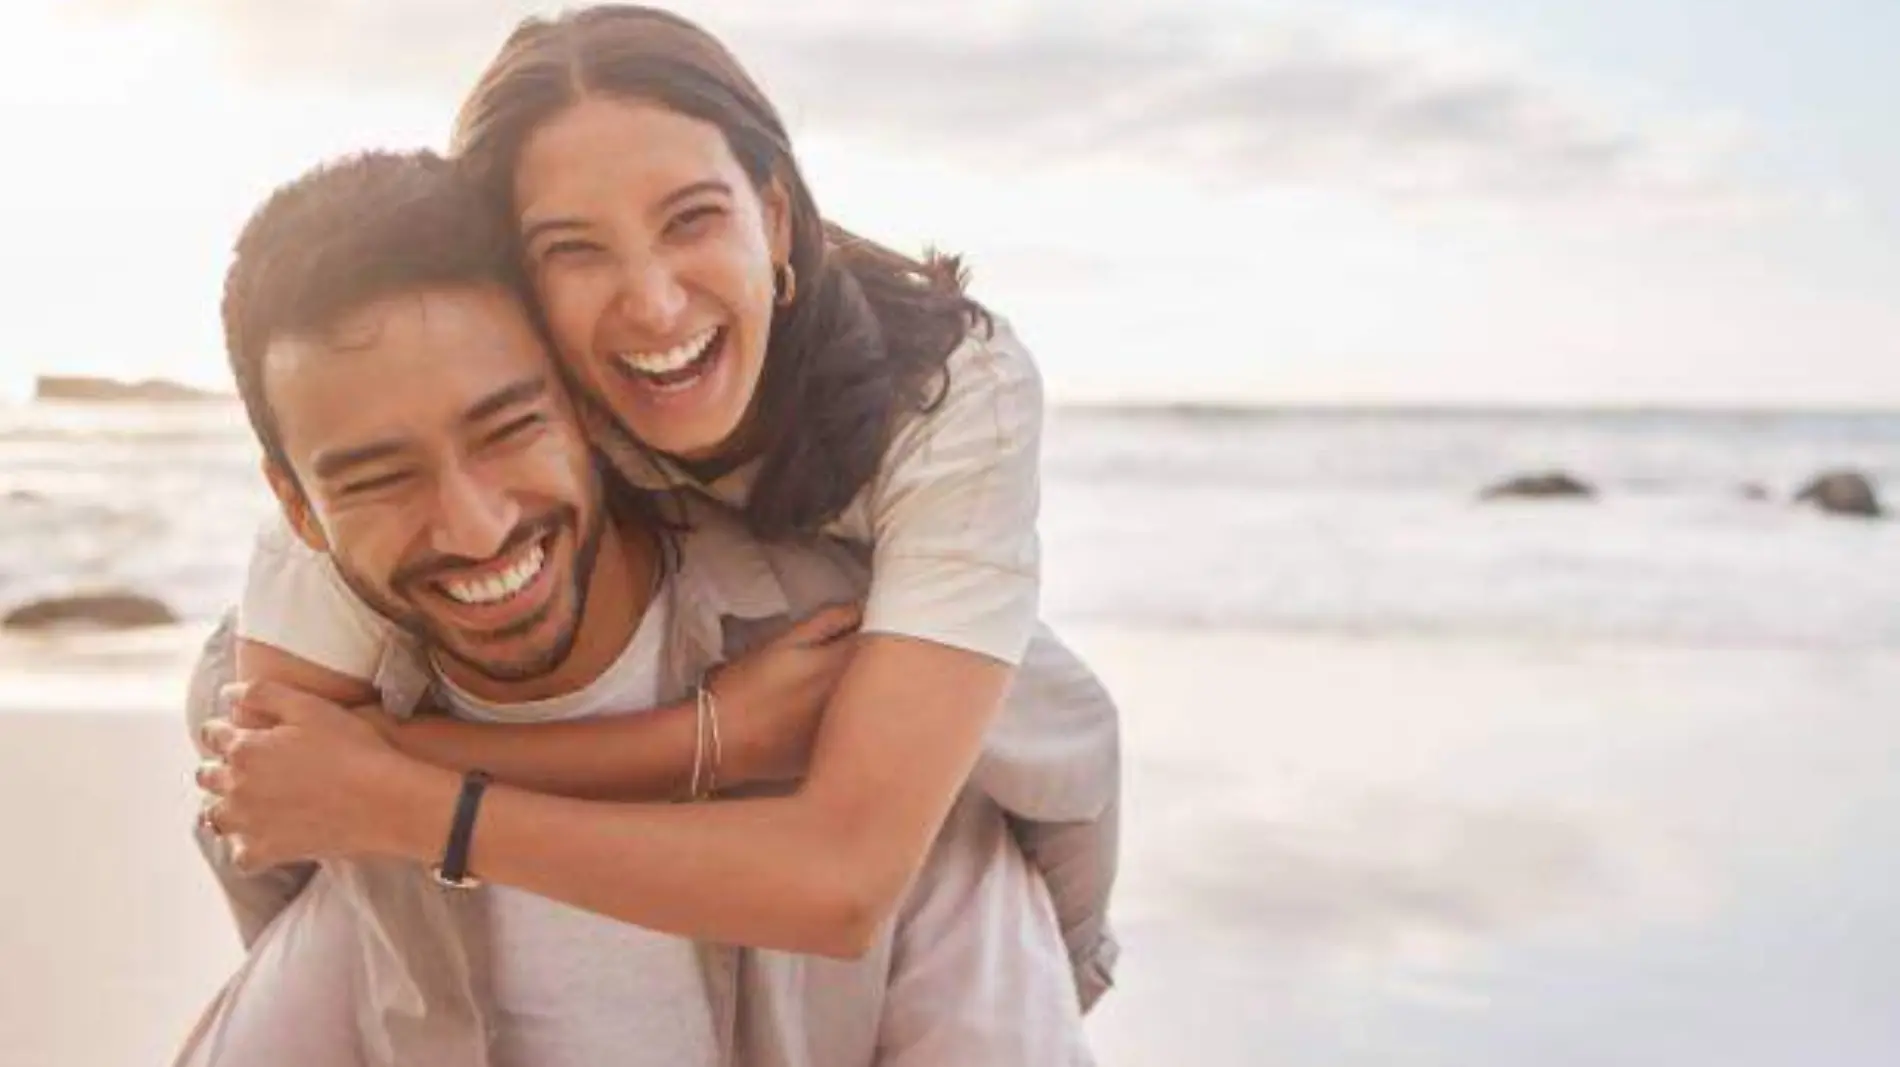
[3,405,1897,648]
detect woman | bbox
[208,2,1118,1005]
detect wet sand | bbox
[5,625,1899,1066]
[0,627,236,1066]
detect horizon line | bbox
[11,372,1900,419]
[1054,398,1900,418]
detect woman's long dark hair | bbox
[452,4,989,539]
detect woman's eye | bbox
[669,205,723,237]
[540,239,600,261]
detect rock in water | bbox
[32,375,225,403]
[1480,471,1596,501]
[3,592,179,631]
[1794,470,1883,518]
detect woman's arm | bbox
[388,604,857,799]
[237,638,379,707]
[235,514,689,801]
[208,633,1010,959]
[394,703,700,801]
[238,632,709,801]
[425,635,1012,957]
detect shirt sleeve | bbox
[235,516,389,682]
[861,317,1044,666]
[876,790,1094,1065]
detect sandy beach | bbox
[4,625,1899,1066]
[0,627,238,1067]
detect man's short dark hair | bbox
[220,149,523,471]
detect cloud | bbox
[74,0,1750,209]
[746,12,1751,212]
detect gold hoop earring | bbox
[774,262,797,307]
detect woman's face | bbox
[513,95,789,463]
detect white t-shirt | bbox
[439,598,717,1067]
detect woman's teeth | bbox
[439,540,546,606]
[616,327,719,381]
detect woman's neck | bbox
[669,391,772,485]
[671,449,749,485]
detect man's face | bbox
[263,284,604,683]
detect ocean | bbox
[5,399,1896,648]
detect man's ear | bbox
[263,458,328,552]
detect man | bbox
[175,150,1096,1065]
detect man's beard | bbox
[333,503,608,685]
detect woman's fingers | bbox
[194,758,231,795]
[230,701,275,730]
[199,719,236,758]
[790,602,864,645]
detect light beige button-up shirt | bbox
[179,494,1120,1065]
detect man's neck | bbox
[445,512,658,705]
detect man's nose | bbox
[430,464,521,562]
[614,257,689,336]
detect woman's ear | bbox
[763,174,794,263]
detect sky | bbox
[4,0,1898,408]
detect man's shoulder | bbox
[655,491,869,625]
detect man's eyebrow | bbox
[519,180,732,246]
[463,375,550,426]
[312,440,406,482]
[308,378,546,481]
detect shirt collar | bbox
[583,404,760,506]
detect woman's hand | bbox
[197,680,452,873]
[713,603,861,783]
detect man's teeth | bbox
[441,542,546,606]
[616,327,717,377]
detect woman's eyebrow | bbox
[655,179,730,213]
[520,216,587,247]
[520,180,732,246]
